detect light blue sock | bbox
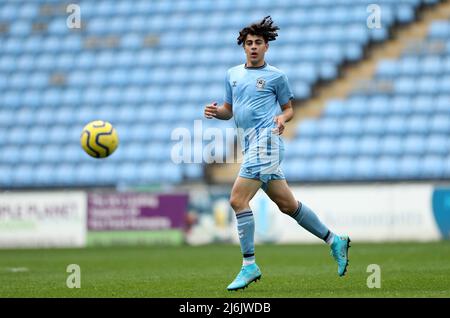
[236,210,255,265]
[291,201,335,244]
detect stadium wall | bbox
[0,191,188,248]
[187,183,450,245]
[0,191,87,248]
[1,184,449,248]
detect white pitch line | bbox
[5,267,29,273]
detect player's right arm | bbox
[204,102,233,120]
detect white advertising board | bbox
[236,184,443,243]
[0,192,87,248]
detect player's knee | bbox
[277,201,298,215]
[229,196,248,213]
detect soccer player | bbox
[204,16,350,291]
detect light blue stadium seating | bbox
[0,165,13,186]
[160,163,183,183]
[283,159,313,181]
[391,96,412,115]
[354,156,378,180]
[398,156,421,179]
[363,117,386,135]
[376,59,399,78]
[332,157,354,180]
[138,162,161,183]
[117,162,140,184]
[7,128,28,146]
[381,136,404,156]
[12,164,35,187]
[41,145,63,164]
[34,164,56,186]
[422,155,445,178]
[0,0,444,187]
[427,135,449,155]
[0,146,21,165]
[359,137,380,156]
[431,115,450,134]
[54,163,77,186]
[336,137,359,157]
[285,13,450,182]
[341,117,364,136]
[429,20,450,38]
[376,156,400,180]
[314,138,336,157]
[403,135,427,155]
[74,163,98,186]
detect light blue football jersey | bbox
[224,62,294,186]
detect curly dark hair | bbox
[237,16,280,46]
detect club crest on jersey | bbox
[256,78,266,90]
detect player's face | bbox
[244,34,268,67]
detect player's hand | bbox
[273,115,286,135]
[204,102,218,119]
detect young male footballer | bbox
[204,16,350,291]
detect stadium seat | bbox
[16,54,34,71]
[117,163,140,184]
[34,164,56,186]
[138,163,161,183]
[398,156,422,179]
[359,137,380,156]
[288,139,314,158]
[404,137,427,157]
[74,163,99,186]
[421,56,443,75]
[430,115,450,134]
[396,5,415,24]
[341,117,363,136]
[160,163,183,183]
[296,119,319,137]
[184,164,204,180]
[376,156,400,180]
[21,145,41,164]
[331,157,354,180]
[363,117,386,136]
[0,165,13,187]
[310,158,333,181]
[317,118,340,136]
[12,164,34,187]
[335,137,358,157]
[354,156,377,180]
[285,159,314,181]
[7,127,28,146]
[15,108,35,126]
[407,115,429,135]
[324,100,346,117]
[376,59,399,78]
[412,95,434,115]
[315,138,336,157]
[427,135,449,155]
[380,136,404,156]
[422,155,446,178]
[428,20,450,38]
[0,146,21,165]
[41,144,66,164]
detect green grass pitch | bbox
[0,241,449,297]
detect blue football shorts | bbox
[238,143,285,192]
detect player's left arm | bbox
[273,100,293,135]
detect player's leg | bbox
[227,176,263,291]
[229,176,262,266]
[264,179,334,242]
[264,179,351,276]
